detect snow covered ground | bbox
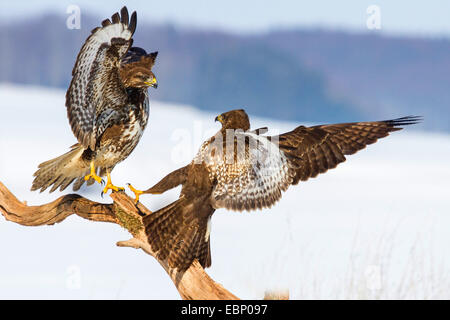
[0,84,449,299]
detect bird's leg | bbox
[127,184,162,204]
[127,184,145,204]
[101,170,124,196]
[84,161,104,185]
[127,167,187,204]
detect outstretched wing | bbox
[209,116,421,211]
[66,7,137,150]
[278,116,422,184]
[206,131,294,211]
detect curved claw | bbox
[102,184,124,196]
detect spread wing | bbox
[66,7,137,150]
[205,132,295,211]
[278,116,422,184]
[209,116,421,211]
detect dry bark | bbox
[0,181,238,300]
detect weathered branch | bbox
[0,181,238,300]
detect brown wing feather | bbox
[203,132,293,212]
[144,196,213,271]
[277,116,422,185]
[204,116,420,212]
[66,7,136,150]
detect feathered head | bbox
[215,109,250,131]
[120,48,158,89]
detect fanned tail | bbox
[31,144,90,193]
[143,197,212,271]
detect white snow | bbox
[0,84,449,299]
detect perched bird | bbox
[128,110,421,271]
[31,7,158,194]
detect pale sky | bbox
[1,0,450,37]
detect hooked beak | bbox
[145,77,158,89]
[215,114,223,123]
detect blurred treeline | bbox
[1,13,448,130]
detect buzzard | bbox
[31,7,158,195]
[128,110,421,271]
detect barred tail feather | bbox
[143,198,212,271]
[31,144,90,193]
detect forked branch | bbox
[0,181,238,300]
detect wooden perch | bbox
[0,181,238,300]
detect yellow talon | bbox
[101,171,124,196]
[102,183,124,195]
[84,161,103,184]
[127,183,144,204]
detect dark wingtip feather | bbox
[129,11,137,34]
[111,12,120,24]
[101,19,111,27]
[385,116,423,128]
[120,6,129,25]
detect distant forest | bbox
[1,13,448,131]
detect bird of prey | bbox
[31,7,158,195]
[128,109,421,271]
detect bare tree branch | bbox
[0,181,239,300]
